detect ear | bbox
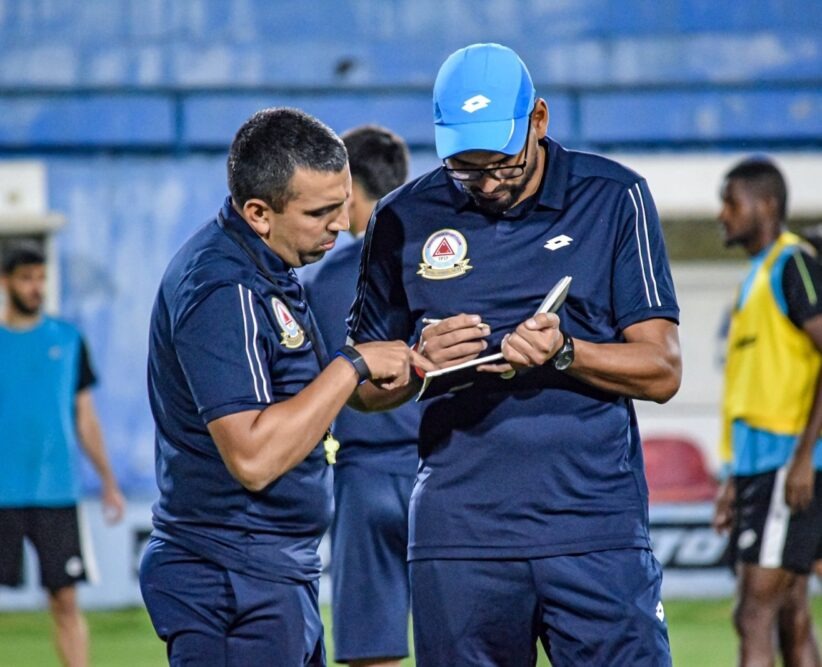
[760,194,780,222]
[532,98,549,139]
[241,198,274,238]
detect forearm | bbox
[796,372,822,457]
[349,375,421,412]
[567,337,681,403]
[210,357,361,490]
[797,318,822,458]
[75,393,118,488]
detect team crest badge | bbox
[418,229,472,280]
[271,298,305,349]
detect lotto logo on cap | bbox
[433,43,536,159]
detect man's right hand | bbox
[355,341,434,391]
[416,314,490,369]
[712,478,736,535]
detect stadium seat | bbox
[642,436,719,504]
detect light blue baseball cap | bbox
[433,43,536,159]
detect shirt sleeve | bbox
[611,179,680,331]
[76,337,97,392]
[781,248,822,328]
[175,283,273,423]
[346,206,414,344]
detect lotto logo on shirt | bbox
[418,229,473,280]
[271,298,305,349]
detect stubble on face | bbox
[9,288,42,315]
[462,147,540,216]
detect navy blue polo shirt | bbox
[348,138,679,561]
[304,237,419,475]
[147,197,332,583]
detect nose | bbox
[476,173,502,194]
[717,203,730,224]
[329,206,350,232]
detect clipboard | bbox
[416,275,572,401]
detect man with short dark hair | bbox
[713,157,822,667]
[305,125,416,667]
[347,43,681,666]
[0,242,125,667]
[140,108,426,666]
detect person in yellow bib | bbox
[712,157,822,667]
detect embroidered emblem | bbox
[271,297,305,349]
[544,234,573,251]
[656,601,665,622]
[418,229,473,280]
[462,94,491,113]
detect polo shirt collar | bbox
[445,137,570,214]
[217,196,292,280]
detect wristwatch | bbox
[335,345,372,385]
[551,330,575,371]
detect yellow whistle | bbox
[323,432,341,465]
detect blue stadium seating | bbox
[0,1,819,151]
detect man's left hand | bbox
[785,452,815,513]
[102,483,126,524]
[498,313,563,369]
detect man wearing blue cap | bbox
[346,43,682,666]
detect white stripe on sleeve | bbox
[628,188,652,307]
[238,284,262,402]
[245,288,271,403]
[635,184,662,306]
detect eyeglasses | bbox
[443,120,531,182]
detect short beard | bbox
[9,291,41,316]
[463,157,539,216]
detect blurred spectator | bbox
[713,158,822,666]
[0,241,125,667]
[305,124,417,667]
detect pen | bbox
[421,317,489,329]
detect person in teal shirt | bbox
[0,242,125,667]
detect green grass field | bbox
[1,599,820,666]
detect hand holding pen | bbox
[416,314,491,369]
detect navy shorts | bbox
[0,506,95,593]
[409,548,671,667]
[733,468,822,574]
[330,464,414,662]
[139,537,325,667]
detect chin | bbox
[469,193,513,215]
[299,251,326,266]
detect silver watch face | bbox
[553,350,573,371]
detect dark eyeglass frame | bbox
[443,118,532,182]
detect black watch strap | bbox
[335,345,372,385]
